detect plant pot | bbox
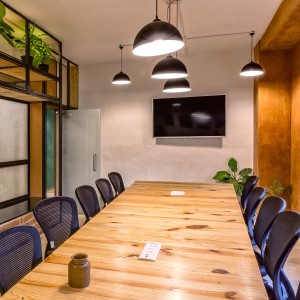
[38,63,49,73]
[21,55,33,66]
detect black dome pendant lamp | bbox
[112,45,131,85]
[133,0,184,57]
[240,31,264,77]
[152,54,188,79]
[152,0,187,79]
[163,78,191,93]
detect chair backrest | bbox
[75,185,100,222]
[33,196,79,257]
[240,175,259,209]
[253,196,286,256]
[95,178,115,205]
[0,225,42,295]
[264,211,300,300]
[108,172,125,196]
[296,283,300,300]
[244,186,266,238]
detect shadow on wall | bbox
[156,137,223,148]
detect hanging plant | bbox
[0,3,14,47]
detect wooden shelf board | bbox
[0,87,48,102]
[0,57,16,68]
[0,67,54,82]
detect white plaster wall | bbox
[79,49,254,187]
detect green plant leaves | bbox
[239,168,252,178]
[212,171,231,182]
[228,157,238,173]
[212,157,252,197]
[0,4,14,47]
[0,3,6,18]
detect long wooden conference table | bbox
[3,181,268,299]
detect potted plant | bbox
[266,178,292,197]
[0,2,14,47]
[14,25,56,72]
[212,157,252,197]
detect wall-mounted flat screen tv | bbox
[153,95,226,138]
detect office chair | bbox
[240,175,259,209]
[95,178,115,206]
[263,211,300,300]
[33,196,79,257]
[296,283,300,300]
[75,185,101,223]
[108,172,125,196]
[0,225,42,295]
[252,196,286,257]
[243,186,266,238]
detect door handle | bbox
[93,154,97,172]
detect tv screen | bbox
[153,95,226,137]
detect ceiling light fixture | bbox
[163,78,191,93]
[152,54,188,79]
[152,1,188,79]
[132,0,184,57]
[240,31,264,77]
[112,45,131,85]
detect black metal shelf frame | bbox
[0,1,78,214]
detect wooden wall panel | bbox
[254,50,291,201]
[30,103,43,197]
[260,0,300,51]
[291,43,300,211]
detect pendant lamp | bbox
[133,0,184,57]
[163,78,191,93]
[152,54,188,79]
[112,45,131,85]
[240,31,263,77]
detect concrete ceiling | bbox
[4,0,282,66]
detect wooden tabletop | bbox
[3,181,267,299]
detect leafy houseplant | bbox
[14,25,55,71]
[0,3,14,47]
[266,179,292,197]
[212,157,252,197]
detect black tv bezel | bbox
[152,95,227,138]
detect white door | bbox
[62,109,100,213]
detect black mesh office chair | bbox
[296,283,300,300]
[240,175,259,209]
[95,178,115,206]
[243,186,266,238]
[252,196,286,257]
[263,211,300,300]
[33,196,79,257]
[252,196,286,278]
[108,172,125,196]
[75,185,101,223]
[0,225,42,295]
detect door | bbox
[62,109,100,212]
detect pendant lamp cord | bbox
[175,0,179,58]
[250,31,254,61]
[155,0,158,19]
[119,45,123,72]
